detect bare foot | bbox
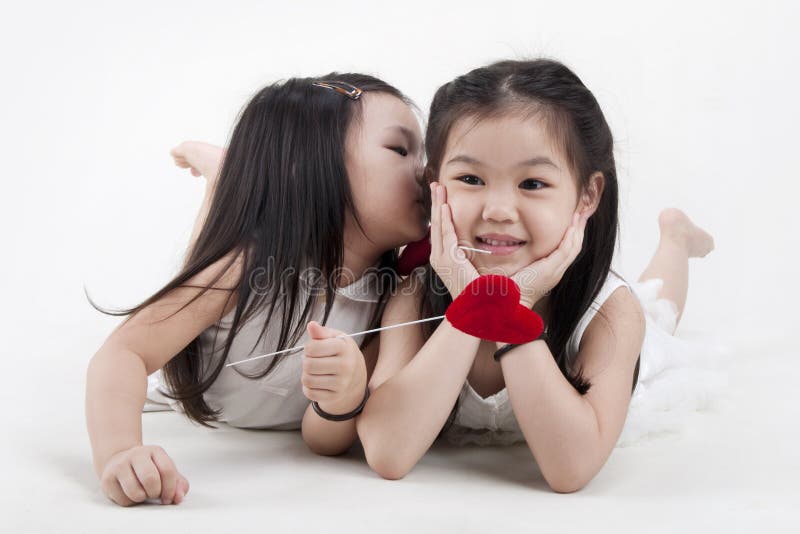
[169,141,225,184]
[658,208,715,258]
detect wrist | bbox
[493,326,549,362]
[317,377,367,416]
[313,383,370,422]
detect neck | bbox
[340,228,383,287]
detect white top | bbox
[445,270,633,444]
[145,271,382,429]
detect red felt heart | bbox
[445,274,544,344]
[396,229,432,276]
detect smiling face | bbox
[437,112,602,276]
[345,92,428,251]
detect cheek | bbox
[351,154,426,240]
[524,210,570,260]
[445,190,481,241]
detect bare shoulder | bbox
[577,285,645,375]
[105,249,246,374]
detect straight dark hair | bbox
[92,73,410,426]
[419,59,633,409]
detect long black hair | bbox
[92,73,411,426]
[420,59,622,399]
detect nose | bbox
[482,188,519,223]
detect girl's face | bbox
[438,113,599,276]
[345,93,427,250]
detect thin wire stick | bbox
[458,246,491,254]
[225,315,447,367]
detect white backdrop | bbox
[1,1,798,528]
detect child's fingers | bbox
[174,476,189,505]
[557,215,583,270]
[117,463,148,503]
[440,204,464,261]
[175,477,189,504]
[429,183,442,256]
[150,448,179,505]
[103,476,136,507]
[130,454,162,501]
[302,374,338,391]
[303,355,341,375]
[542,221,576,271]
[569,212,588,261]
[307,321,344,340]
[303,337,347,358]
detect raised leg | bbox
[637,208,715,331]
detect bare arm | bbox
[356,277,481,479]
[501,286,645,493]
[300,335,379,456]
[86,251,242,498]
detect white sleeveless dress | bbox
[144,272,381,429]
[442,270,729,447]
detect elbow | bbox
[303,439,352,457]
[361,437,413,480]
[544,465,593,494]
[301,429,354,457]
[366,451,412,481]
[548,477,588,494]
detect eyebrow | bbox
[446,154,559,169]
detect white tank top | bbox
[446,270,633,443]
[145,271,381,429]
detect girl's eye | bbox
[520,179,546,190]
[389,146,408,157]
[457,174,484,186]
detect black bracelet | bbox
[311,385,370,422]
[493,328,548,362]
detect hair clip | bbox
[312,80,363,100]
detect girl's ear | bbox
[579,172,605,217]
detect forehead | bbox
[445,113,565,168]
[357,92,421,137]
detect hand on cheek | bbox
[429,182,480,301]
[511,210,589,307]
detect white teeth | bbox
[479,237,524,246]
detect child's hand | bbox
[169,141,225,184]
[512,210,589,308]
[99,445,190,507]
[301,321,368,415]
[429,182,480,301]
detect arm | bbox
[501,286,645,493]
[300,333,379,456]
[86,251,242,505]
[356,277,482,480]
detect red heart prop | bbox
[396,229,432,276]
[445,274,544,344]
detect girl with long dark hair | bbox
[352,59,716,492]
[86,73,427,506]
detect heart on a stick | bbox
[445,274,545,344]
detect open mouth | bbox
[475,236,527,255]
